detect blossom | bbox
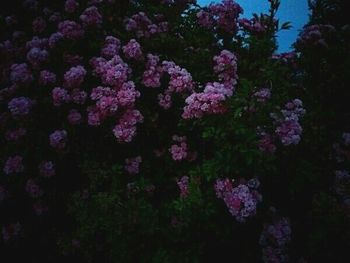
[58,20,84,40]
[32,17,46,33]
[182,82,229,119]
[48,32,64,48]
[253,88,271,103]
[258,132,276,153]
[101,36,121,59]
[65,0,79,13]
[2,223,21,242]
[124,156,142,174]
[197,0,243,34]
[3,155,24,174]
[113,110,143,143]
[122,39,143,60]
[33,202,48,216]
[63,65,87,89]
[25,179,43,198]
[80,6,102,27]
[117,81,140,107]
[343,133,350,146]
[39,70,56,86]
[67,109,82,125]
[5,128,27,142]
[71,89,87,104]
[177,176,189,198]
[260,217,291,263]
[10,63,33,85]
[39,161,55,177]
[215,178,262,222]
[238,18,266,34]
[124,12,168,38]
[197,10,214,28]
[213,49,238,88]
[274,99,305,146]
[296,24,335,49]
[8,97,33,117]
[52,87,70,106]
[49,130,67,150]
[142,54,162,88]
[162,61,194,93]
[93,55,130,87]
[26,47,49,68]
[49,12,62,24]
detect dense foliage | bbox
[0,0,349,262]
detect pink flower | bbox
[124,156,142,174]
[177,176,189,198]
[26,179,43,198]
[113,110,143,143]
[122,39,143,60]
[142,54,162,88]
[52,87,70,106]
[49,130,67,150]
[214,178,262,222]
[3,155,24,174]
[58,20,84,40]
[39,161,55,177]
[80,6,102,27]
[67,109,82,125]
[169,135,188,161]
[63,65,87,89]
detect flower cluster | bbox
[39,161,56,178]
[332,132,350,163]
[10,63,33,85]
[8,97,33,117]
[80,6,103,27]
[122,39,143,60]
[32,16,46,33]
[39,70,57,86]
[169,135,188,161]
[182,50,237,119]
[272,51,298,68]
[112,109,144,143]
[257,131,276,154]
[253,88,271,103]
[3,155,24,175]
[334,170,350,206]
[2,222,21,242]
[124,12,168,38]
[142,54,162,88]
[26,47,49,68]
[5,128,27,142]
[65,0,79,13]
[296,24,335,49]
[101,36,121,59]
[239,17,267,34]
[26,179,43,198]
[177,176,190,198]
[274,99,305,146]
[197,0,243,34]
[182,82,228,119]
[213,49,238,89]
[158,61,194,109]
[89,49,142,141]
[125,156,142,175]
[214,178,262,222]
[49,130,68,150]
[260,217,291,263]
[63,65,87,89]
[58,20,85,40]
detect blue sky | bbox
[197,0,310,52]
